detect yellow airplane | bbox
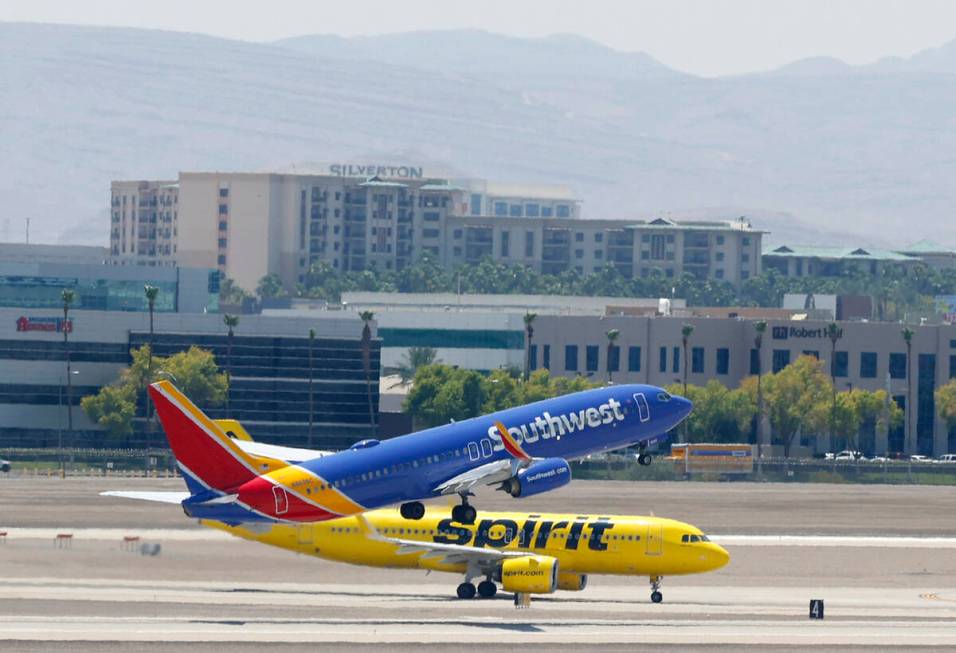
[202,505,729,604]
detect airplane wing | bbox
[100,491,190,504]
[358,515,529,570]
[433,421,530,495]
[231,439,334,464]
[433,458,518,495]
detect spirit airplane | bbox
[147,379,691,525]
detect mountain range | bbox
[1,22,955,249]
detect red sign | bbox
[15,316,73,333]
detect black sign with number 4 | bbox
[810,599,824,619]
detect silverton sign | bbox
[329,164,424,179]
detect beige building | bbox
[532,315,956,457]
[111,168,762,291]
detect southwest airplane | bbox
[146,379,691,525]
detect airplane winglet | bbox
[494,421,531,462]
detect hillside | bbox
[2,23,956,248]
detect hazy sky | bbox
[4,0,956,76]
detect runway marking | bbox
[4,528,956,548]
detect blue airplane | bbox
[133,380,691,525]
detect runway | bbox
[1,478,955,650]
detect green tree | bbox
[395,346,439,386]
[741,355,833,457]
[219,277,253,305]
[666,380,755,443]
[605,328,620,383]
[256,273,287,299]
[935,378,956,430]
[81,345,227,443]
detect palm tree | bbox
[523,312,537,381]
[605,328,620,383]
[902,327,914,454]
[359,310,376,436]
[308,328,315,447]
[61,289,75,468]
[681,323,694,395]
[753,320,767,457]
[395,346,439,386]
[826,322,842,452]
[223,314,239,418]
[144,284,159,454]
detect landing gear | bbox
[649,576,663,603]
[456,582,477,599]
[637,443,652,466]
[451,493,477,524]
[400,501,425,520]
[477,579,498,599]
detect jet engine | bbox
[499,555,559,594]
[499,457,572,498]
[556,571,588,591]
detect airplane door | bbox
[633,393,651,422]
[272,485,289,515]
[468,442,480,461]
[297,524,313,546]
[645,523,663,556]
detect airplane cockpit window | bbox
[681,533,704,543]
[657,392,671,402]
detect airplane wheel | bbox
[651,591,663,603]
[638,453,652,466]
[477,580,497,599]
[452,504,477,524]
[456,582,477,599]
[400,501,425,520]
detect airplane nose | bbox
[708,543,730,570]
[673,394,693,421]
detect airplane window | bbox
[690,535,700,543]
[681,534,689,543]
[658,392,671,402]
[700,535,710,542]
[412,460,419,468]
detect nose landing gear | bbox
[637,443,653,466]
[649,576,663,603]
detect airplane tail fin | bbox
[148,380,284,493]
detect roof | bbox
[358,176,407,188]
[419,183,468,192]
[626,218,766,233]
[897,239,956,254]
[764,245,918,261]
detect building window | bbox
[565,345,579,372]
[715,269,724,279]
[423,229,440,238]
[501,231,510,257]
[672,346,680,374]
[509,204,522,217]
[594,233,603,243]
[423,211,440,221]
[586,345,599,372]
[525,232,534,257]
[832,351,849,378]
[803,350,819,359]
[716,348,729,375]
[219,188,229,197]
[743,237,750,246]
[772,349,790,373]
[218,204,228,214]
[453,229,462,238]
[217,254,226,265]
[716,252,724,262]
[526,203,540,217]
[453,246,462,256]
[541,206,553,217]
[890,353,907,379]
[860,352,878,378]
[628,346,641,372]
[595,250,603,259]
[692,347,704,374]
[575,232,584,242]
[741,270,750,280]
[575,249,583,259]
[742,253,750,262]
[543,344,551,370]
[607,345,620,373]
[470,194,482,215]
[556,204,570,218]
[650,235,665,260]
[529,345,538,371]
[659,346,667,373]
[716,235,724,245]
[494,201,508,216]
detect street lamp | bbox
[58,369,79,477]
